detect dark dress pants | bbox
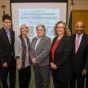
[69,72,85,88]
[53,78,68,88]
[86,73,88,88]
[18,66,31,88]
[33,65,50,88]
[0,61,2,88]
[1,59,16,88]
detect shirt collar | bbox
[76,33,83,38]
[36,36,42,40]
[4,27,10,34]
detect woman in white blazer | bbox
[14,24,31,88]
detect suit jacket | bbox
[14,36,31,67]
[30,35,51,66]
[71,33,88,73]
[0,27,15,64]
[50,36,72,82]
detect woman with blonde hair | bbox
[50,21,72,88]
[54,21,71,37]
[15,24,31,88]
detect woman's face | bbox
[36,26,45,37]
[56,23,65,35]
[21,26,28,35]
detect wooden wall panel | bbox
[72,10,88,34]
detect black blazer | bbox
[50,36,72,82]
[71,33,88,73]
[0,27,15,64]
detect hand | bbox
[81,69,88,76]
[16,59,21,70]
[50,63,57,69]
[32,58,37,65]
[2,62,8,67]
[50,63,54,68]
[17,63,21,70]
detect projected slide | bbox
[19,8,60,39]
[11,3,67,39]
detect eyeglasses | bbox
[37,29,45,31]
[57,27,65,29]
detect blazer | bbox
[14,37,31,67]
[0,27,15,64]
[50,36,72,82]
[71,33,88,73]
[30,35,51,66]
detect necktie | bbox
[7,31,11,43]
[75,35,80,53]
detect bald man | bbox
[69,21,88,88]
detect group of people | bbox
[0,14,88,88]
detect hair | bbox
[20,24,29,33]
[36,24,46,31]
[2,14,12,22]
[54,21,71,37]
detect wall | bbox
[68,0,88,33]
[0,0,10,28]
[68,0,88,21]
[0,0,88,28]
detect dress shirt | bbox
[15,37,30,67]
[75,33,83,48]
[35,37,41,51]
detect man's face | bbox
[75,22,84,35]
[3,19,11,29]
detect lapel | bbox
[2,27,13,45]
[53,36,65,51]
[36,35,45,52]
[73,34,76,53]
[57,36,65,49]
[32,38,37,52]
[2,28,11,44]
[9,29,13,44]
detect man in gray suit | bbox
[30,24,51,88]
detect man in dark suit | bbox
[0,68,1,88]
[0,14,16,88]
[69,21,88,88]
[86,74,88,88]
[0,37,2,88]
[0,43,2,88]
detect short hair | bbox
[20,24,29,33]
[2,14,12,22]
[75,21,85,28]
[36,24,46,31]
[54,21,71,37]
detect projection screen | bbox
[11,2,67,40]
